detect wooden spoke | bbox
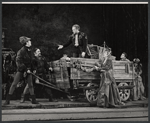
[85,83,98,105]
[118,82,130,101]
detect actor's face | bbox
[34,49,41,57]
[63,54,67,57]
[26,40,32,47]
[120,54,125,59]
[72,26,78,34]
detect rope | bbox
[30,72,69,94]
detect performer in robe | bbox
[94,49,125,108]
[133,58,146,101]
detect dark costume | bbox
[120,58,130,62]
[32,56,49,74]
[33,55,55,101]
[3,46,38,105]
[2,54,12,99]
[63,32,88,57]
[96,58,124,108]
[16,46,32,72]
[133,63,146,100]
[22,55,56,102]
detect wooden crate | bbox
[113,61,135,82]
[50,60,70,89]
[49,58,135,90]
[70,58,135,82]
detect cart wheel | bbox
[85,83,98,105]
[118,82,130,101]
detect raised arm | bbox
[58,35,72,50]
[63,35,72,48]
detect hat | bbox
[19,36,31,45]
[133,58,140,63]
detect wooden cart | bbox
[48,44,136,104]
[49,58,135,104]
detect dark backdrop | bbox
[2,4,148,96]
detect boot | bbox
[49,96,53,102]
[48,93,58,102]
[3,94,11,105]
[20,94,31,103]
[20,94,26,103]
[31,95,39,104]
[49,98,58,102]
[25,94,31,101]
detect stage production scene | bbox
[1,2,148,121]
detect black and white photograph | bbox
[1,1,148,122]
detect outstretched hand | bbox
[27,69,31,74]
[49,67,53,71]
[81,52,85,58]
[58,45,63,50]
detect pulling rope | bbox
[30,72,56,87]
[30,72,69,94]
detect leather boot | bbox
[20,94,31,103]
[25,94,31,101]
[31,95,39,104]
[49,96,53,102]
[49,96,58,102]
[20,94,25,103]
[3,94,11,105]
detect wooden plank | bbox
[115,77,134,80]
[70,58,134,81]
[70,57,99,65]
[113,66,126,69]
[76,80,92,83]
[70,58,100,80]
[51,60,70,89]
[114,70,126,73]
[51,58,135,86]
[112,61,131,64]
[71,68,100,80]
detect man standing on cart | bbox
[58,24,88,98]
[58,24,88,58]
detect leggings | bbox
[9,72,34,95]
